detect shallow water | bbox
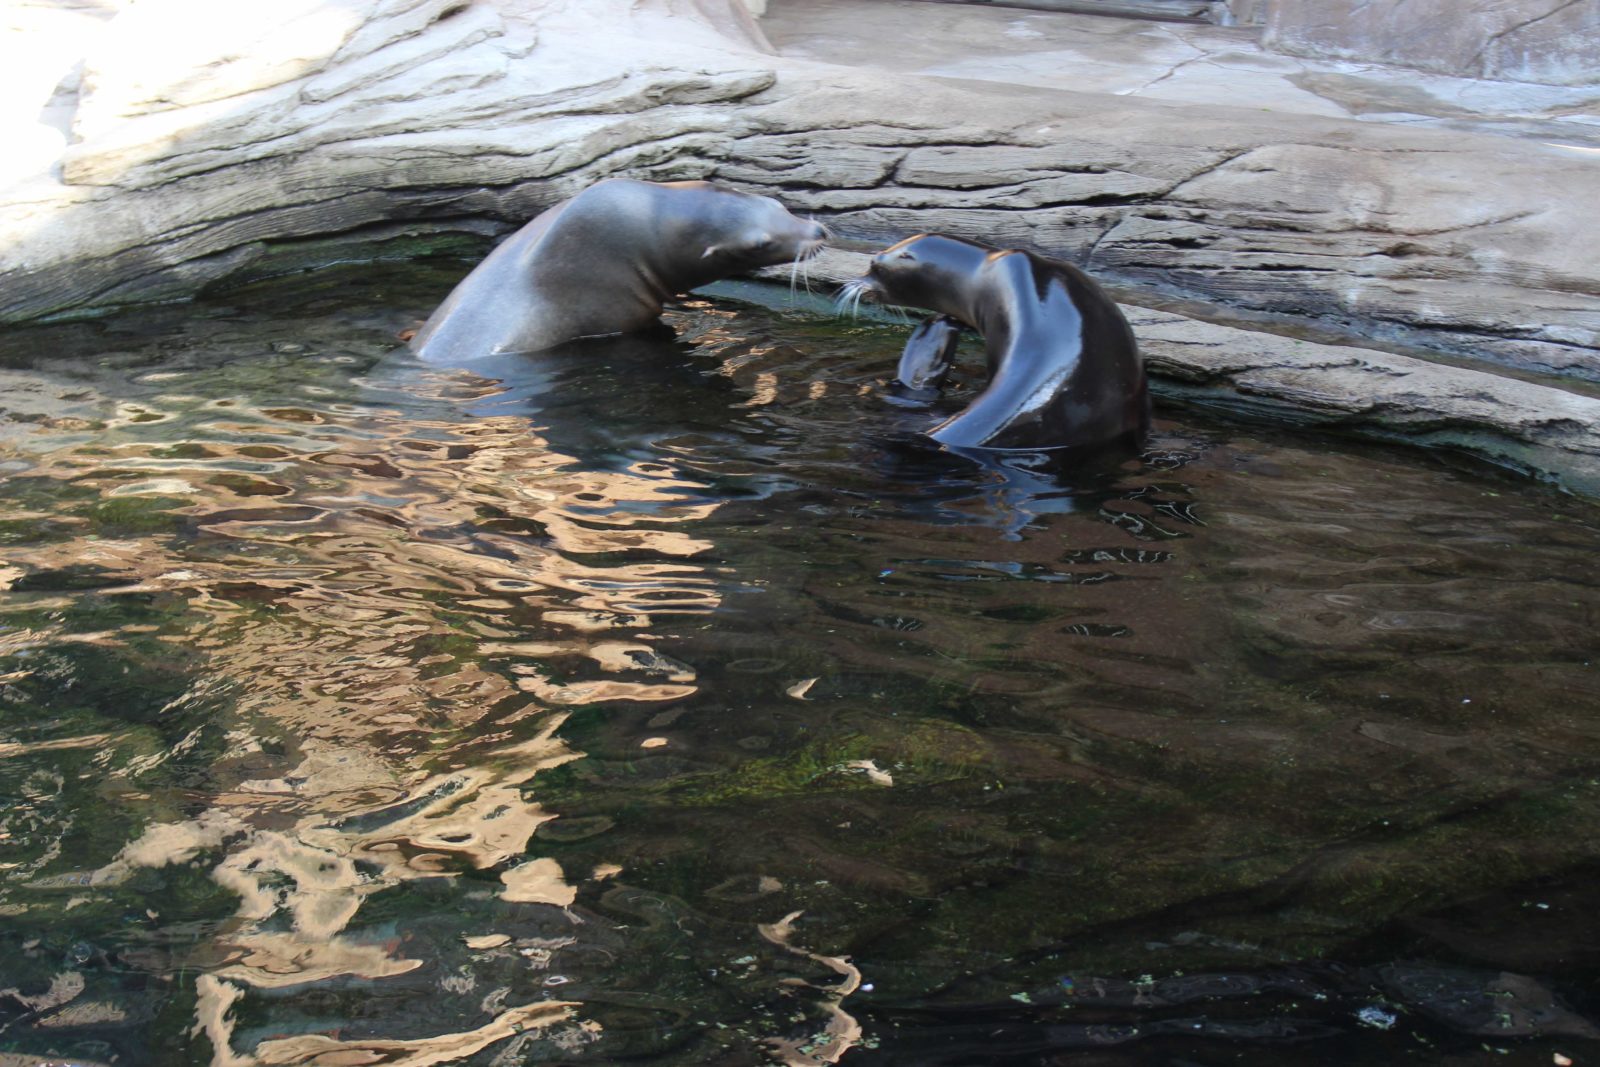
[0,264,1598,1066]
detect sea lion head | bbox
[837,234,994,322]
[660,182,828,281]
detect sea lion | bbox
[841,234,1148,452]
[412,178,827,362]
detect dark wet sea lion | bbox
[412,178,827,362]
[842,234,1148,452]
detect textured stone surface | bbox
[4,0,1596,378]
[904,0,1267,22]
[1,0,776,321]
[910,0,1229,21]
[1262,0,1600,86]
[756,0,1600,383]
[717,77,1599,382]
[767,0,1600,142]
[1,0,1598,488]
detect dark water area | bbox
[0,262,1597,1066]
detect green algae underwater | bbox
[0,262,1597,1065]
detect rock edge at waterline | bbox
[755,248,1600,495]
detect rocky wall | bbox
[1,0,1596,390]
[1261,0,1600,86]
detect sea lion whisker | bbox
[790,241,823,298]
[835,276,886,319]
[831,280,862,317]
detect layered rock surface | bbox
[1261,0,1600,86]
[1,0,1598,486]
[760,0,1600,383]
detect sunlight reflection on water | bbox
[0,267,1598,1065]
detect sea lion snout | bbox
[851,248,909,304]
[857,237,962,316]
[784,219,829,264]
[744,216,828,266]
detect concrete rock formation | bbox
[1,0,1598,487]
[1261,0,1600,86]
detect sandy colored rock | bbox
[1262,0,1600,86]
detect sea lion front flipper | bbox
[890,315,964,405]
[897,315,963,390]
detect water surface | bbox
[0,265,1597,1065]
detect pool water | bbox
[0,264,1597,1066]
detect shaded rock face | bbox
[1262,0,1600,86]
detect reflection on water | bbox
[0,264,1598,1065]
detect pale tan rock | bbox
[1262,0,1600,86]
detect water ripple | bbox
[0,269,1597,1064]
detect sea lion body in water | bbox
[412,178,827,362]
[843,234,1148,452]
